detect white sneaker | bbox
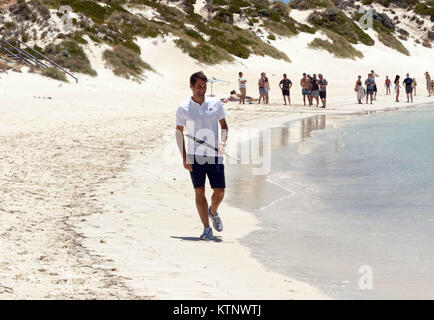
[200,226,213,241]
[208,207,223,232]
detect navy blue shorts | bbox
[188,155,226,189]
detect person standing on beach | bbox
[385,76,391,95]
[238,72,247,104]
[365,74,375,104]
[394,75,401,102]
[425,72,431,97]
[264,76,270,104]
[279,73,292,105]
[403,73,413,103]
[412,77,417,96]
[310,74,320,107]
[175,71,227,240]
[306,74,314,106]
[300,73,310,106]
[355,75,363,104]
[318,74,327,108]
[258,72,267,104]
[371,70,379,101]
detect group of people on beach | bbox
[231,71,328,108]
[300,73,328,108]
[356,70,434,104]
[223,70,433,108]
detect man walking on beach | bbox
[403,73,414,103]
[318,74,328,108]
[279,73,292,105]
[175,71,228,240]
[238,72,247,104]
[300,73,310,106]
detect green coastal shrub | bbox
[414,2,434,16]
[44,40,97,76]
[373,20,409,55]
[308,8,375,46]
[290,0,334,10]
[308,29,364,59]
[174,38,234,65]
[102,45,152,80]
[41,67,68,82]
[72,1,107,23]
[120,40,141,54]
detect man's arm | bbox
[175,125,192,171]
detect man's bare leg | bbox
[195,187,210,227]
[210,188,225,215]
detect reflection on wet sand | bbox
[281,114,326,145]
[227,114,328,211]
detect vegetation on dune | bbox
[308,8,375,46]
[352,11,409,56]
[308,29,364,59]
[102,45,152,80]
[290,0,335,10]
[41,67,68,81]
[373,20,410,55]
[414,1,434,17]
[361,0,419,8]
[174,38,234,65]
[3,0,428,79]
[43,40,97,76]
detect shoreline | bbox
[72,97,433,300]
[226,102,434,299]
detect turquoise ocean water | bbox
[226,104,434,299]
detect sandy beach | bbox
[0,20,433,299]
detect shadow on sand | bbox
[170,236,223,243]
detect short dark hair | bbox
[239,72,243,76]
[283,73,287,77]
[190,71,207,86]
[303,73,306,76]
[230,90,236,94]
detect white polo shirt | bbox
[176,96,227,157]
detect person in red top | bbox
[385,76,391,95]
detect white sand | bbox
[0,24,433,299]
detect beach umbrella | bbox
[207,77,229,97]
